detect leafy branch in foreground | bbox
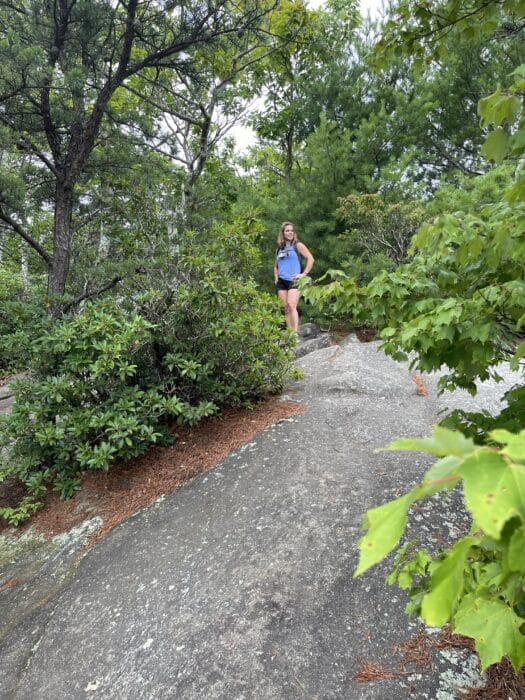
[354,426,525,672]
[302,15,525,673]
[313,0,525,678]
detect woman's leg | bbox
[277,289,290,327]
[286,288,301,332]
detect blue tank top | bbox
[276,244,301,281]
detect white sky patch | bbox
[359,0,386,18]
[229,122,256,153]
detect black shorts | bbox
[275,277,299,291]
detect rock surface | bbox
[295,322,333,358]
[0,339,520,699]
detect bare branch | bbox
[122,82,202,126]
[62,275,122,313]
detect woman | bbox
[274,222,314,332]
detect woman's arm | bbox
[296,242,314,277]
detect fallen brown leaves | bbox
[355,626,525,698]
[1,397,303,545]
[413,373,428,396]
[460,658,525,700]
[395,626,474,671]
[353,661,405,682]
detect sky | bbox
[359,0,386,17]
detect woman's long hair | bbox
[277,222,297,248]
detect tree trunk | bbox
[48,183,74,317]
[20,236,29,292]
[284,125,294,183]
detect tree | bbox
[336,194,425,267]
[241,0,521,298]
[0,0,286,316]
[249,0,361,180]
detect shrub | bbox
[1,282,297,524]
[140,271,297,406]
[134,217,298,406]
[0,215,298,525]
[0,269,46,375]
[0,301,217,524]
[336,194,426,267]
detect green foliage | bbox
[343,0,525,674]
[375,0,524,70]
[152,281,294,404]
[0,0,291,313]
[305,181,525,396]
[243,0,522,305]
[371,199,524,393]
[139,221,296,406]
[426,165,514,218]
[355,426,525,672]
[0,301,218,524]
[0,268,46,375]
[339,252,397,288]
[301,269,361,327]
[441,385,525,444]
[336,194,425,267]
[307,164,525,670]
[478,63,525,204]
[0,218,297,525]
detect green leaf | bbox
[481,129,510,164]
[459,451,525,538]
[386,426,476,457]
[510,342,525,371]
[479,94,522,128]
[489,429,525,463]
[420,536,478,626]
[508,524,525,572]
[505,176,525,203]
[510,128,525,155]
[424,455,462,483]
[454,595,525,671]
[354,490,416,577]
[510,64,525,79]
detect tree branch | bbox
[0,114,58,176]
[122,82,202,126]
[0,2,27,15]
[0,208,52,266]
[413,0,499,44]
[62,275,122,313]
[432,140,484,176]
[64,0,140,185]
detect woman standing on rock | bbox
[274,222,314,332]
